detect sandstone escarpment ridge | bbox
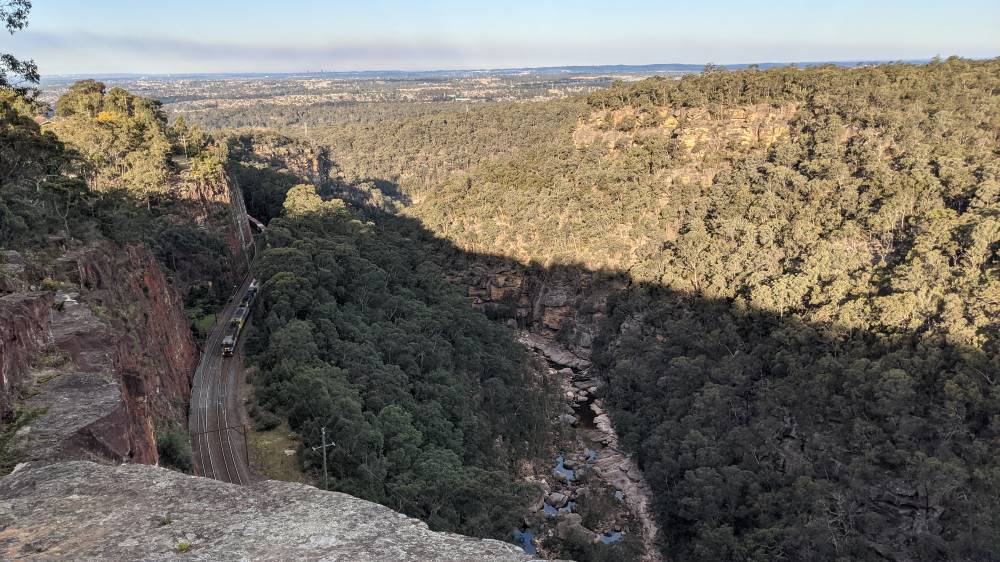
[0,461,552,561]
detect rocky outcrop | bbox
[228,131,333,187]
[22,371,129,462]
[10,243,198,466]
[520,332,591,371]
[586,405,661,561]
[0,461,542,561]
[573,103,796,188]
[0,250,29,293]
[0,291,52,417]
[175,172,255,282]
[455,262,624,364]
[61,244,198,428]
[540,356,662,562]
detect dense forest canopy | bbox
[2,88,173,249]
[190,98,583,201]
[434,59,1000,561]
[48,80,226,199]
[205,58,1000,560]
[241,180,552,539]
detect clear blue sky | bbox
[2,0,998,74]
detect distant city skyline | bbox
[2,0,998,75]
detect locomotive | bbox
[221,279,259,357]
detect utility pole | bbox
[312,426,336,489]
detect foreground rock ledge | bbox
[0,462,539,561]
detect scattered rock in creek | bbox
[558,414,578,427]
[548,492,569,508]
[590,401,605,417]
[555,514,591,543]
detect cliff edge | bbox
[0,461,540,561]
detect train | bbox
[221,279,259,357]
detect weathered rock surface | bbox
[0,292,52,417]
[548,492,569,508]
[0,250,28,292]
[573,103,795,191]
[60,244,199,426]
[55,244,199,463]
[452,260,663,559]
[519,332,590,371]
[4,243,200,466]
[553,514,590,543]
[539,347,663,561]
[586,413,661,561]
[452,263,620,362]
[20,372,127,463]
[0,461,543,561]
[558,413,578,426]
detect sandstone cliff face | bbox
[0,461,541,561]
[652,104,794,152]
[176,173,255,282]
[573,104,796,188]
[229,132,333,187]
[5,243,198,466]
[455,262,622,363]
[62,244,199,427]
[0,291,53,418]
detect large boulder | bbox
[518,333,591,371]
[548,491,569,508]
[554,513,591,543]
[558,414,578,427]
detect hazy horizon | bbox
[35,58,952,81]
[2,0,998,75]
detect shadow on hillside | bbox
[322,178,999,562]
[226,135,412,218]
[229,137,998,561]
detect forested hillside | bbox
[585,60,1000,561]
[3,78,569,550]
[239,177,552,540]
[192,99,581,202]
[447,59,1000,560]
[1,85,232,293]
[196,58,1000,561]
[437,61,999,561]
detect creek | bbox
[519,331,664,561]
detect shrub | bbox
[249,404,280,432]
[40,277,61,292]
[156,423,192,472]
[0,408,44,475]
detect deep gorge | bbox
[222,58,1000,561]
[2,56,999,562]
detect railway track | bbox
[189,273,256,485]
